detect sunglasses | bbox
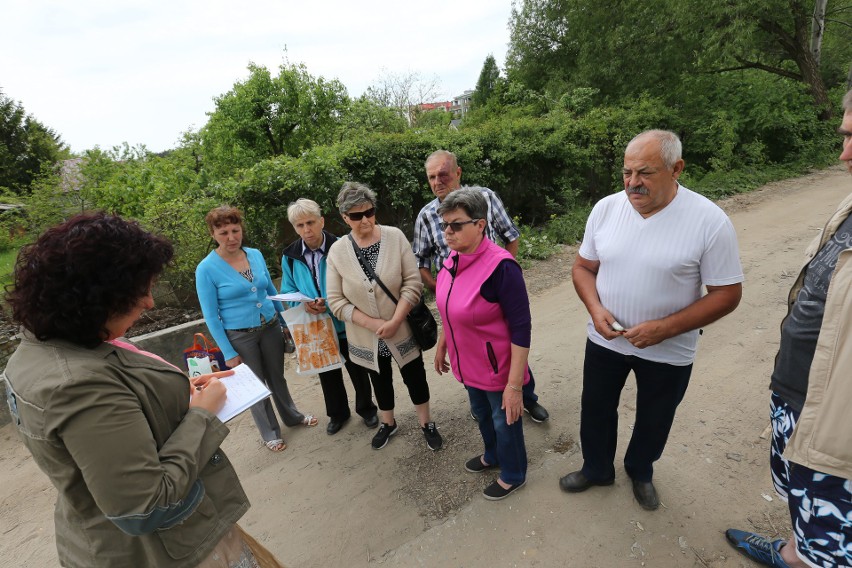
[345,207,376,221]
[439,219,480,233]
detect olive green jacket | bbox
[4,333,249,567]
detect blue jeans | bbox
[470,367,537,418]
[467,386,527,486]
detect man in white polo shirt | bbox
[559,129,744,510]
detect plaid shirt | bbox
[412,186,520,271]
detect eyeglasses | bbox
[345,207,376,221]
[439,219,480,233]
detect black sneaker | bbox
[371,421,398,450]
[422,421,443,451]
[524,401,549,423]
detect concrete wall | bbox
[131,318,211,370]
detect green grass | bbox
[0,247,19,288]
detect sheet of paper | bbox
[267,292,318,303]
[216,363,271,423]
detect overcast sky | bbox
[1,1,514,154]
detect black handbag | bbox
[348,235,438,351]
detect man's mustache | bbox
[626,186,650,196]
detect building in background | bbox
[451,90,474,116]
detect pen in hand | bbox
[190,370,233,393]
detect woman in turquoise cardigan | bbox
[195,205,317,452]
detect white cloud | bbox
[0,0,513,153]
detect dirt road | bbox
[2,166,850,567]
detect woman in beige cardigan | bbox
[326,182,443,452]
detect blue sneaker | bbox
[725,528,790,567]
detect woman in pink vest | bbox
[434,188,532,500]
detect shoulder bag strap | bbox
[347,234,399,305]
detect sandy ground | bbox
[2,166,850,568]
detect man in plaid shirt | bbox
[413,149,549,423]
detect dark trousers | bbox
[523,369,538,407]
[580,339,692,483]
[318,336,377,421]
[366,353,430,411]
[468,386,527,485]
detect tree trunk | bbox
[810,0,828,67]
[847,62,852,91]
[761,2,832,119]
[800,53,832,119]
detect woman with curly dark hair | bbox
[4,213,284,567]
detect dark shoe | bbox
[371,421,398,450]
[363,414,379,429]
[326,415,350,435]
[483,479,526,501]
[632,479,660,511]
[725,529,790,567]
[524,401,549,423]
[465,455,498,473]
[422,421,443,451]
[558,470,615,493]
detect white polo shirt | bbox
[578,185,743,365]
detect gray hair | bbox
[437,187,488,221]
[337,182,377,214]
[425,149,458,170]
[287,198,322,225]
[843,89,852,113]
[627,130,682,169]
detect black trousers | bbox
[318,336,378,422]
[366,353,430,412]
[580,339,692,483]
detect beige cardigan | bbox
[326,225,423,371]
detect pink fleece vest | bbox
[436,238,530,391]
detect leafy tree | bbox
[75,144,151,218]
[336,95,408,138]
[415,109,453,130]
[682,0,844,118]
[506,0,577,95]
[201,61,348,177]
[472,55,502,109]
[507,0,697,102]
[506,0,850,118]
[0,90,70,194]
